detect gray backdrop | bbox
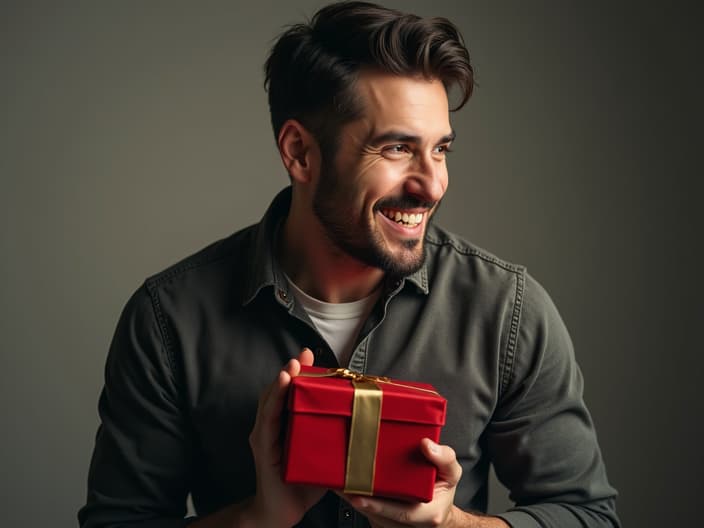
[2,1,701,526]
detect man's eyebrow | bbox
[367,131,420,146]
[367,130,456,146]
[439,130,457,144]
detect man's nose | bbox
[405,152,447,203]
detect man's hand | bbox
[245,348,326,527]
[341,439,509,528]
[190,349,325,528]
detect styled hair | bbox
[264,1,474,159]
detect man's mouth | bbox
[380,209,424,228]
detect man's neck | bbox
[278,212,384,304]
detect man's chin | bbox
[334,231,426,278]
[400,238,422,250]
[376,243,426,278]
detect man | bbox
[79,2,619,527]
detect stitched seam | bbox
[145,280,178,383]
[149,251,229,289]
[500,268,525,397]
[424,234,524,274]
[148,227,256,290]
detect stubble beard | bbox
[312,161,431,279]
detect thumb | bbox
[421,438,462,486]
[297,347,315,367]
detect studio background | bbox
[2,2,700,526]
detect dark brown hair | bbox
[264,1,473,159]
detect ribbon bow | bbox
[326,368,390,384]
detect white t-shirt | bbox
[285,275,381,367]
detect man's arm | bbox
[190,351,324,528]
[79,286,323,528]
[343,273,619,528]
[486,274,619,528]
[79,286,194,527]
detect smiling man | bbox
[80,2,619,528]
[281,72,452,305]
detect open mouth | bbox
[380,208,424,228]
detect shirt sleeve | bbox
[78,285,193,527]
[488,273,620,528]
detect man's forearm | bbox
[447,506,510,528]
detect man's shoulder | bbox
[142,222,260,297]
[424,223,526,278]
[426,225,572,340]
[423,224,557,316]
[142,189,290,297]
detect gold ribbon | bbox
[345,378,382,495]
[297,368,439,495]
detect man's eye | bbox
[434,145,453,154]
[384,144,410,155]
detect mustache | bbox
[374,196,437,211]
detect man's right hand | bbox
[193,348,325,528]
[245,348,325,527]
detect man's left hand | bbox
[341,439,509,528]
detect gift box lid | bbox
[288,366,446,426]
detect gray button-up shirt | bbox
[79,187,619,527]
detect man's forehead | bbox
[355,71,448,107]
[351,71,452,141]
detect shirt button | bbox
[277,289,288,302]
[343,509,352,520]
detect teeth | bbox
[381,209,424,226]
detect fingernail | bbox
[428,439,439,454]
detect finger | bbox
[250,360,299,459]
[280,348,314,382]
[256,363,294,437]
[421,438,462,486]
[259,359,289,403]
[259,351,310,428]
[297,347,315,367]
[265,367,292,418]
[345,494,418,526]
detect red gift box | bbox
[282,366,447,502]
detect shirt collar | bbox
[241,187,290,306]
[241,186,429,305]
[406,262,429,294]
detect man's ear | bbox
[277,119,320,184]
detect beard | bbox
[312,161,437,279]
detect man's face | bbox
[312,71,453,277]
